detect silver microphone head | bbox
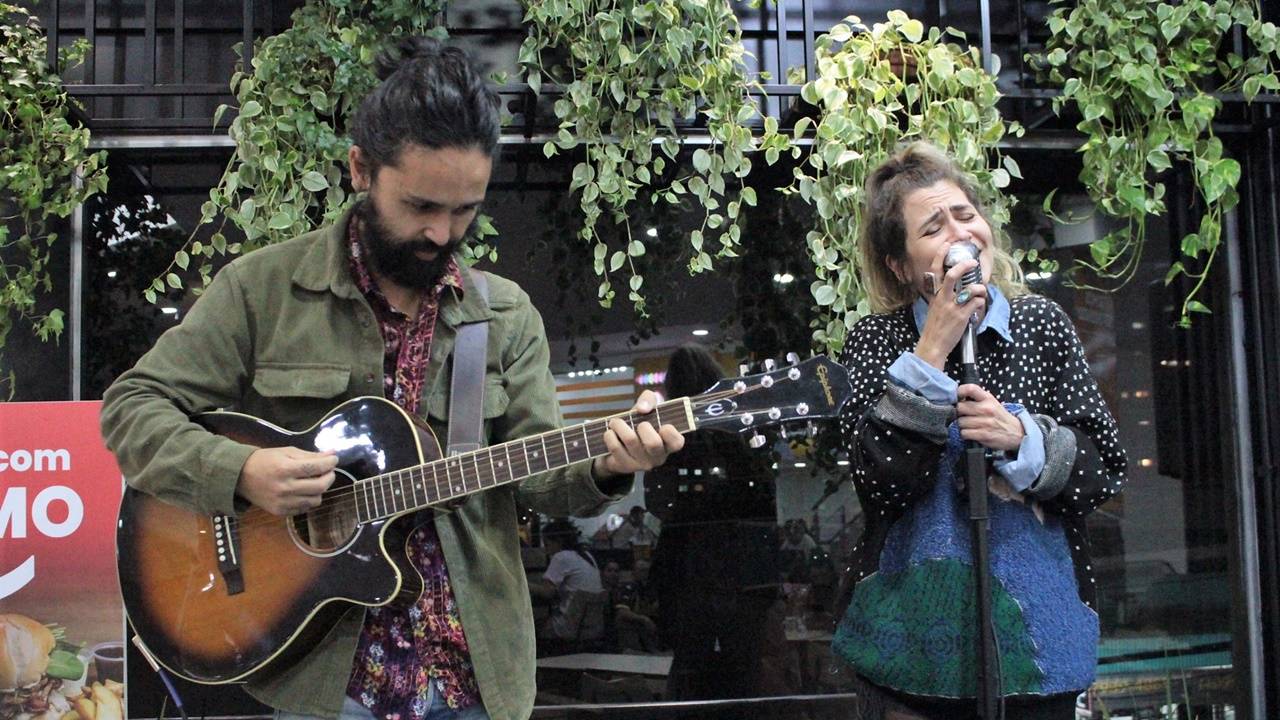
[943,241,982,292]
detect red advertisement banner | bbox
[0,401,127,719]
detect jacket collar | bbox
[291,203,493,326]
[911,283,1013,343]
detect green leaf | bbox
[1180,233,1202,259]
[1218,158,1242,191]
[693,149,712,174]
[268,211,294,230]
[1002,155,1023,179]
[175,251,190,270]
[1090,236,1115,266]
[301,171,329,192]
[610,250,626,272]
[901,19,925,43]
[166,273,183,289]
[1187,300,1211,314]
[1042,189,1059,215]
[240,100,263,119]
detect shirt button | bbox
[365,373,375,384]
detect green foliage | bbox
[0,3,108,392]
[157,0,455,296]
[519,0,762,315]
[1035,0,1280,327]
[786,12,1022,352]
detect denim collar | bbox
[912,283,1012,342]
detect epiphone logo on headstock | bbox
[704,398,736,417]
[816,364,835,407]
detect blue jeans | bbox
[275,692,489,720]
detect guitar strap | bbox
[446,268,489,457]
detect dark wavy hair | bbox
[664,344,724,399]
[542,519,581,545]
[351,37,501,175]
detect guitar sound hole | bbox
[290,502,360,554]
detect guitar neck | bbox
[353,398,697,523]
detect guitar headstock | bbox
[688,355,851,438]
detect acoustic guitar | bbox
[116,356,851,683]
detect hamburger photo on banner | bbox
[0,613,95,720]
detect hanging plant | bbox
[1034,0,1280,326]
[152,0,474,299]
[0,3,108,388]
[788,11,1023,353]
[518,0,763,316]
[531,190,694,368]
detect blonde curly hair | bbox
[858,142,1027,313]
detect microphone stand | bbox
[962,314,1000,719]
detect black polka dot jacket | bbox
[832,293,1129,696]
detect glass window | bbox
[82,135,1247,720]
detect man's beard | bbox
[356,199,469,291]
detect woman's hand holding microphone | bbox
[912,242,1023,453]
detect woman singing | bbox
[832,142,1127,719]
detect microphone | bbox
[943,241,982,367]
[943,241,982,295]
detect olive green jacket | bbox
[101,207,622,720]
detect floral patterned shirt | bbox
[344,219,482,717]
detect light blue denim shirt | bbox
[886,285,1045,491]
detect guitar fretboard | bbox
[352,398,696,523]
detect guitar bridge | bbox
[212,514,245,595]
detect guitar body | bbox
[117,397,438,684]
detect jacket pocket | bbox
[250,362,352,429]
[426,378,510,423]
[252,363,352,398]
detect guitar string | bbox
[228,392,733,533]
[228,385,772,534]
[227,386,763,534]
[227,383,782,533]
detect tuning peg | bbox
[764,358,776,371]
[748,433,768,449]
[786,352,800,365]
[739,363,750,376]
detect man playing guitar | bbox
[101,38,684,720]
